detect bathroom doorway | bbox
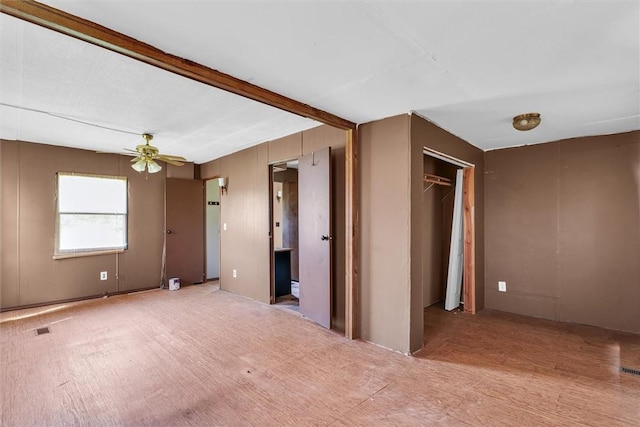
[269,148,333,329]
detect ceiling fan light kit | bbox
[129,133,186,173]
[513,113,541,131]
[131,157,148,172]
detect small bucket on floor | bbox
[168,278,180,291]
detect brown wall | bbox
[269,133,302,164]
[282,180,299,281]
[360,114,414,353]
[485,131,640,334]
[167,162,195,179]
[218,143,271,303]
[1,140,165,309]
[199,158,221,180]
[272,181,284,248]
[202,125,346,329]
[422,156,444,307]
[359,114,482,354]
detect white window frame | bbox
[54,172,128,259]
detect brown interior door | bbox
[299,147,332,328]
[165,178,204,285]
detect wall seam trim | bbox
[17,143,21,305]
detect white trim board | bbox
[423,147,474,168]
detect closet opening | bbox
[422,148,475,316]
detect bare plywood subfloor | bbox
[1,284,638,426]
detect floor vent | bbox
[620,366,640,376]
[35,327,50,336]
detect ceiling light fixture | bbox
[129,134,186,174]
[513,113,541,131]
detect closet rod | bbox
[423,173,452,186]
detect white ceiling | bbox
[1,1,638,163]
[0,14,320,163]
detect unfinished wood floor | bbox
[1,284,638,426]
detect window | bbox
[55,172,128,259]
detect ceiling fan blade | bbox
[158,154,187,161]
[127,135,185,169]
[157,156,184,166]
[96,150,139,158]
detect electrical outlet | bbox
[232,269,237,278]
[223,223,227,231]
[100,271,108,281]
[498,281,506,292]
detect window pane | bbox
[58,214,127,251]
[59,175,127,214]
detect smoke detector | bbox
[513,113,541,131]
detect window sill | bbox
[53,248,125,260]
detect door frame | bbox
[423,147,476,314]
[267,159,299,305]
[204,178,221,281]
[344,129,358,338]
[164,177,206,286]
[268,164,275,304]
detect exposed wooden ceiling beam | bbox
[0,0,356,130]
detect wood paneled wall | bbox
[1,140,165,309]
[218,143,271,303]
[167,162,194,179]
[199,158,221,180]
[485,131,640,334]
[203,125,346,329]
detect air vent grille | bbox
[620,366,640,376]
[35,327,50,336]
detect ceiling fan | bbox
[128,134,186,173]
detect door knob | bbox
[321,235,333,241]
[166,230,172,234]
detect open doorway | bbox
[269,148,334,329]
[271,160,300,310]
[205,179,221,281]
